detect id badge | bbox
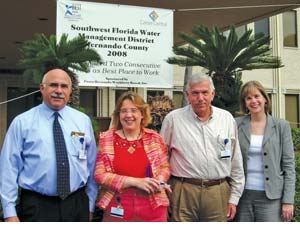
[78,136,87,160]
[221,149,231,158]
[110,206,124,218]
[79,149,87,159]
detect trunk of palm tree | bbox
[212,72,242,114]
[182,66,193,107]
[66,69,80,108]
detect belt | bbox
[21,186,86,199]
[171,175,227,187]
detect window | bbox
[7,87,41,129]
[254,18,269,39]
[283,11,297,47]
[267,93,272,115]
[173,91,184,109]
[80,89,97,117]
[115,89,129,104]
[285,94,299,128]
[223,25,246,39]
[235,25,246,38]
[147,90,164,98]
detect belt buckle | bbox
[201,179,209,187]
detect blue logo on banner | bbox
[63,3,81,20]
[65,5,73,16]
[149,10,159,22]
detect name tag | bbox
[221,149,231,159]
[110,207,124,218]
[71,131,86,160]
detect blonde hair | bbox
[112,91,151,129]
[240,80,271,114]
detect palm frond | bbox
[167,24,282,113]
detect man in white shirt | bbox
[160,73,244,222]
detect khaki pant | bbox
[168,177,230,222]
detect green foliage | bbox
[19,33,103,108]
[75,106,99,142]
[168,25,282,76]
[19,33,103,83]
[292,128,300,151]
[293,152,299,222]
[213,71,243,114]
[167,25,282,113]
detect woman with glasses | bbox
[94,91,171,222]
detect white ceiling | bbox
[1,0,299,70]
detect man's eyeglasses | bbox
[119,108,140,114]
[43,83,70,89]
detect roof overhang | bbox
[0,0,299,69]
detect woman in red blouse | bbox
[94,91,171,222]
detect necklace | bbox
[122,129,141,154]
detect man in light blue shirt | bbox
[0,68,98,221]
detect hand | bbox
[159,181,172,193]
[227,203,236,221]
[282,204,294,222]
[126,177,160,194]
[4,216,20,222]
[89,212,94,222]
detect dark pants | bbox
[18,187,89,222]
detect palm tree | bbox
[19,33,103,108]
[167,25,282,113]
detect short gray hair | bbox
[41,69,72,88]
[186,73,215,92]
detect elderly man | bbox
[0,69,98,222]
[160,73,245,222]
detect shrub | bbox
[147,95,174,132]
[292,128,300,151]
[293,152,300,222]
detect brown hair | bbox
[240,80,271,114]
[112,91,151,129]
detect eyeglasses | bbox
[43,83,70,89]
[119,108,140,114]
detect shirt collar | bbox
[189,105,215,122]
[40,102,67,120]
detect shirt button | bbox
[266,177,269,181]
[264,152,267,156]
[265,165,268,169]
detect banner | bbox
[57,0,173,88]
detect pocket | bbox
[70,135,86,157]
[216,133,233,159]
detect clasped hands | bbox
[131,177,172,194]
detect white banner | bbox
[57,0,173,88]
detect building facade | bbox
[1,8,300,146]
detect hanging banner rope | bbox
[0,90,40,105]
